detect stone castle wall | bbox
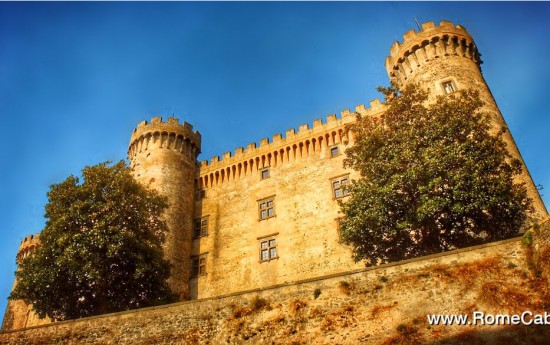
[190,101,385,299]
[2,236,549,344]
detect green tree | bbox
[10,161,175,321]
[339,84,532,266]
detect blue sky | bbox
[1,2,549,317]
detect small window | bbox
[196,189,206,199]
[260,238,278,262]
[259,198,275,220]
[330,146,340,157]
[261,168,270,180]
[336,217,344,241]
[191,254,207,277]
[442,81,456,94]
[331,175,350,199]
[193,217,209,238]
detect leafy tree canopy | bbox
[339,84,532,266]
[10,161,175,321]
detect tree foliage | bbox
[10,161,175,321]
[339,84,532,266]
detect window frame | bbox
[196,188,206,200]
[331,174,351,199]
[441,80,457,94]
[329,145,340,158]
[257,234,279,262]
[191,253,207,278]
[258,196,276,221]
[260,167,270,180]
[335,217,344,242]
[193,216,209,238]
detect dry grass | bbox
[289,300,307,314]
[479,281,531,313]
[230,296,270,319]
[370,303,396,318]
[308,306,324,319]
[319,305,355,332]
[338,280,355,295]
[380,324,423,345]
[453,257,501,285]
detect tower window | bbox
[196,189,206,199]
[258,197,275,220]
[442,81,456,94]
[330,146,340,157]
[191,254,207,277]
[331,175,350,199]
[259,237,278,262]
[260,168,270,180]
[193,217,209,238]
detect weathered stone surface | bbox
[1,237,549,344]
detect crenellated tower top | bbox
[385,20,482,90]
[128,116,202,163]
[16,234,41,264]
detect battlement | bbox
[128,116,202,161]
[198,100,385,186]
[385,21,482,88]
[16,234,41,264]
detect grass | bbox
[231,296,270,319]
[313,288,321,299]
[289,300,307,314]
[338,280,355,295]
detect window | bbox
[258,197,275,220]
[442,80,456,94]
[259,237,278,262]
[335,217,344,241]
[260,168,270,180]
[331,175,350,199]
[193,217,209,238]
[330,146,340,157]
[191,254,207,277]
[196,189,206,199]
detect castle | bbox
[3,20,547,332]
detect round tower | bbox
[385,20,548,219]
[2,234,44,331]
[128,116,201,300]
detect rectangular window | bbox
[331,175,350,199]
[191,254,207,277]
[442,81,456,94]
[261,168,270,180]
[336,217,344,242]
[258,198,275,220]
[193,217,209,238]
[330,146,340,157]
[259,238,278,262]
[195,188,206,200]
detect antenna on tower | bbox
[414,17,421,31]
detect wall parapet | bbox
[127,116,202,161]
[385,20,482,88]
[197,100,385,187]
[16,234,41,264]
